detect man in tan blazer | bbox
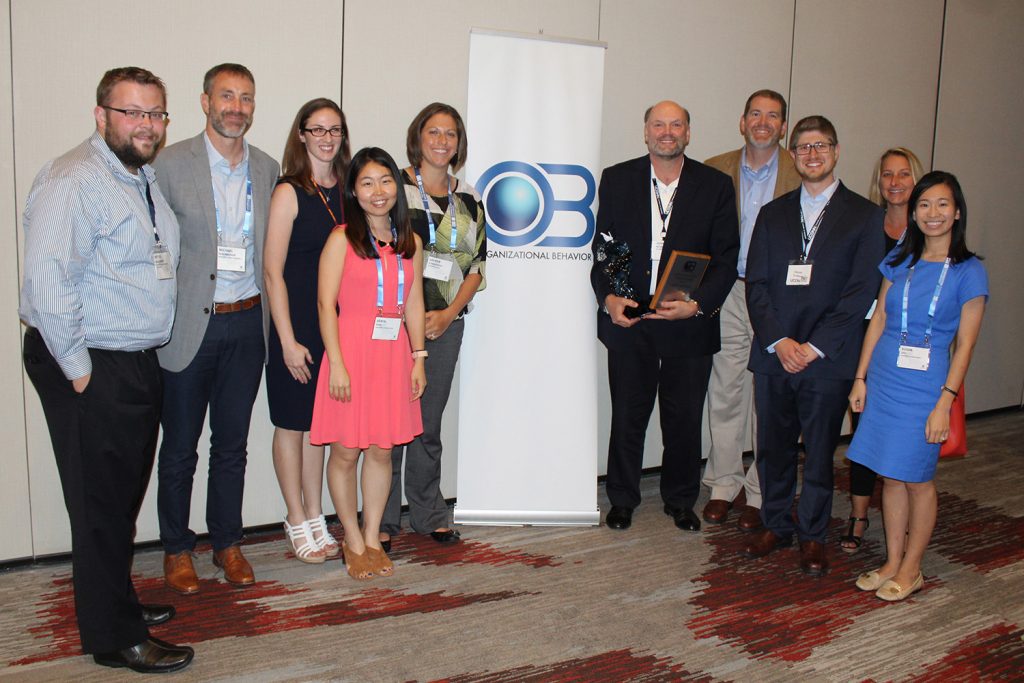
[702,89,801,531]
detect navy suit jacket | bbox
[745,182,885,378]
[590,155,739,357]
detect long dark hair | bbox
[280,98,350,195]
[888,170,979,267]
[343,147,416,260]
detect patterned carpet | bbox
[2,410,1023,682]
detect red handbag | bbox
[939,386,967,458]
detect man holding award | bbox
[591,100,739,532]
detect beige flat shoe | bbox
[875,572,924,601]
[855,569,892,592]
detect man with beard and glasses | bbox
[701,90,802,532]
[154,63,279,594]
[591,100,739,532]
[742,115,884,577]
[20,66,193,673]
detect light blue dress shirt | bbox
[204,133,258,303]
[738,148,779,278]
[19,132,180,379]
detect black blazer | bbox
[590,155,738,357]
[745,182,885,378]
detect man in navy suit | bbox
[742,115,884,576]
[591,100,739,532]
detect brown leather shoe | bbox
[213,546,255,586]
[737,505,763,532]
[163,552,199,595]
[702,499,731,524]
[741,529,792,558]
[799,540,829,577]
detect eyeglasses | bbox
[103,106,169,123]
[792,141,835,156]
[302,126,345,138]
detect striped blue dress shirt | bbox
[19,132,180,380]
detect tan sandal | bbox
[366,546,393,577]
[342,542,374,580]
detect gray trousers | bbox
[382,317,464,535]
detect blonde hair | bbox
[868,147,925,207]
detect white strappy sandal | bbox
[308,514,341,558]
[284,518,326,564]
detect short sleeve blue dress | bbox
[846,252,988,482]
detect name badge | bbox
[217,245,246,272]
[153,242,174,280]
[651,239,665,263]
[371,315,402,341]
[787,260,813,286]
[897,344,930,371]
[424,253,454,281]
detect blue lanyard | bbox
[414,167,458,251]
[651,178,676,239]
[798,197,832,262]
[369,226,405,312]
[138,179,161,242]
[214,173,253,240]
[900,258,950,348]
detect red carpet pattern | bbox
[1,411,1022,681]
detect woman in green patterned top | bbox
[381,103,487,548]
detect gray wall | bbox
[2,0,1021,561]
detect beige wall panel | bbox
[342,1,600,163]
[597,0,795,470]
[790,0,944,197]
[934,0,1024,412]
[0,3,34,563]
[599,0,795,170]
[342,0,601,498]
[12,0,343,557]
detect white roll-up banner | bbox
[456,29,605,526]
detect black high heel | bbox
[839,516,869,552]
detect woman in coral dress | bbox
[310,147,426,579]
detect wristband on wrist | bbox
[942,385,958,398]
[411,349,428,359]
[855,376,866,382]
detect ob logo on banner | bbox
[457,29,604,527]
[477,161,596,248]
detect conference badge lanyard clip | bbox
[415,167,457,282]
[787,198,831,286]
[370,225,405,341]
[896,258,950,372]
[651,177,676,265]
[142,179,173,280]
[215,175,253,273]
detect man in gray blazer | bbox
[154,63,279,594]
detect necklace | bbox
[315,182,333,202]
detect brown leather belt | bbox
[213,293,261,314]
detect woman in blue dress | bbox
[847,171,987,601]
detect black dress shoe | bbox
[380,538,392,553]
[429,528,461,543]
[93,638,194,673]
[663,504,701,532]
[140,603,175,627]
[605,506,633,530]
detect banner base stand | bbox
[454,507,600,527]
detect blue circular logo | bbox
[477,161,554,247]
[486,176,540,232]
